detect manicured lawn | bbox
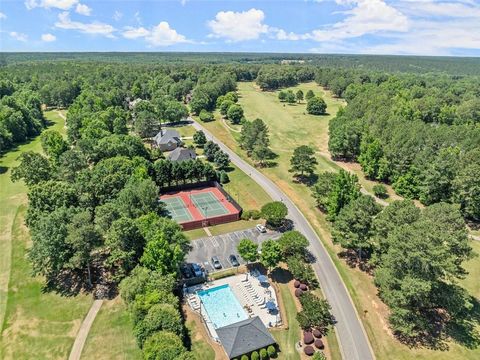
[271,282,300,360]
[202,82,480,360]
[461,241,480,299]
[208,220,260,236]
[164,124,197,138]
[81,297,141,360]
[186,319,216,360]
[184,227,209,240]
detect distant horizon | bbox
[1,1,479,56]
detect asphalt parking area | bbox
[186,227,280,273]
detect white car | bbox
[256,224,267,233]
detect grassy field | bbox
[81,298,141,360]
[0,110,96,360]
[201,82,480,360]
[272,282,301,360]
[186,319,216,360]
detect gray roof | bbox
[216,317,276,359]
[153,129,181,145]
[168,147,197,162]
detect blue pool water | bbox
[198,284,248,329]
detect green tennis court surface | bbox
[162,197,193,222]
[190,191,229,217]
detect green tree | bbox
[192,130,206,148]
[285,90,296,104]
[219,99,234,116]
[142,331,187,360]
[239,118,270,155]
[199,109,214,122]
[332,195,382,261]
[214,150,230,170]
[372,184,388,199]
[305,89,315,101]
[260,240,282,271]
[11,151,52,186]
[163,100,188,123]
[237,239,258,264]
[105,217,145,280]
[297,292,334,331]
[141,232,185,275]
[66,210,102,286]
[326,170,360,219]
[261,201,288,228]
[289,145,318,179]
[204,141,220,162]
[278,230,309,258]
[227,104,244,124]
[306,96,327,115]
[375,203,472,339]
[40,130,68,162]
[296,89,304,103]
[134,303,183,347]
[278,91,287,102]
[286,255,318,287]
[311,172,338,212]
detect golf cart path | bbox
[191,118,375,360]
[68,299,103,360]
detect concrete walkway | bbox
[68,299,103,360]
[190,118,374,360]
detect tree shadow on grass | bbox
[446,296,480,350]
[292,173,318,187]
[0,166,8,175]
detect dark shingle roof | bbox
[153,129,181,145]
[168,147,196,162]
[216,317,276,359]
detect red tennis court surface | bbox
[160,184,241,230]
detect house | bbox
[168,147,196,162]
[153,129,182,151]
[216,317,277,359]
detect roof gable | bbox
[153,129,181,144]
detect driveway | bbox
[191,117,375,360]
[186,227,280,273]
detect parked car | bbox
[256,224,267,233]
[211,256,222,269]
[229,255,240,267]
[191,263,203,277]
[180,264,194,279]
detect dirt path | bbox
[68,300,103,360]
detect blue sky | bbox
[1,0,480,56]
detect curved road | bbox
[191,118,374,360]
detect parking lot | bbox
[186,227,280,273]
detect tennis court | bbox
[190,191,230,217]
[162,196,193,223]
[160,182,242,230]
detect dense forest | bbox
[326,69,480,222]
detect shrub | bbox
[287,255,318,288]
[251,350,259,360]
[219,170,230,184]
[312,352,327,360]
[241,210,253,220]
[241,355,249,360]
[259,348,268,359]
[267,345,276,357]
[227,104,244,124]
[373,184,388,198]
[250,209,261,220]
[142,331,187,360]
[199,109,214,122]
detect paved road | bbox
[191,118,375,360]
[186,227,280,272]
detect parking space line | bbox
[211,236,219,247]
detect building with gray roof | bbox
[216,316,276,359]
[153,129,182,151]
[167,147,197,162]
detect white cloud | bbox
[122,21,188,46]
[113,10,123,21]
[399,0,480,18]
[55,11,115,37]
[0,12,6,19]
[208,8,269,42]
[10,32,28,42]
[134,11,142,25]
[41,33,56,42]
[25,0,78,10]
[309,0,409,42]
[75,3,91,16]
[123,26,150,39]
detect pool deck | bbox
[185,271,282,342]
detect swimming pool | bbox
[198,284,248,329]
